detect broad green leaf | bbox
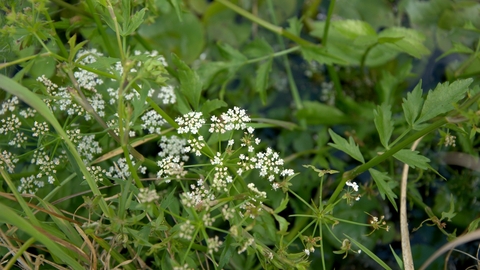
[300,44,348,65]
[402,81,424,127]
[378,27,430,58]
[373,103,393,148]
[369,169,398,211]
[200,99,228,115]
[332,20,377,39]
[393,149,430,170]
[172,54,202,110]
[441,195,457,222]
[352,35,378,47]
[328,129,365,163]
[345,234,393,270]
[296,101,351,125]
[274,195,289,214]
[255,58,272,105]
[416,79,473,125]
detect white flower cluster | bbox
[206,235,223,254]
[177,220,195,241]
[158,85,176,105]
[157,155,187,182]
[185,136,205,156]
[180,179,215,211]
[76,134,103,164]
[32,121,49,137]
[158,135,189,161]
[176,112,205,134]
[31,149,60,184]
[105,155,146,180]
[137,187,160,204]
[0,96,18,115]
[84,165,106,182]
[346,181,359,192]
[74,49,104,92]
[141,110,167,134]
[209,106,251,133]
[17,175,44,194]
[0,150,19,173]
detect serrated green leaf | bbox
[328,129,365,163]
[402,81,424,127]
[416,79,473,125]
[274,195,289,214]
[172,54,202,110]
[255,58,272,105]
[393,149,430,170]
[369,169,398,211]
[243,38,274,58]
[378,27,430,58]
[301,44,348,65]
[200,99,227,115]
[218,43,248,62]
[373,103,393,148]
[123,8,146,36]
[287,17,303,36]
[441,195,457,222]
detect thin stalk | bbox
[42,9,68,58]
[107,3,125,62]
[50,0,91,18]
[0,53,51,70]
[85,0,117,57]
[265,0,303,110]
[322,0,336,45]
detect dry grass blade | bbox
[74,224,97,270]
[419,229,480,270]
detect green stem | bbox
[322,0,336,45]
[85,0,117,57]
[42,9,68,58]
[107,4,126,62]
[0,53,51,70]
[327,118,447,205]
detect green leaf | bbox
[389,245,404,269]
[441,195,457,222]
[344,234,392,270]
[369,169,398,211]
[332,20,377,39]
[416,79,473,125]
[255,58,272,105]
[218,43,248,62]
[122,8,146,36]
[274,195,289,214]
[296,101,351,125]
[378,27,430,58]
[274,214,290,233]
[373,103,393,149]
[300,44,348,65]
[402,81,424,127]
[167,0,183,22]
[286,17,303,36]
[243,38,274,58]
[172,54,202,110]
[200,99,227,115]
[393,149,430,170]
[328,129,365,163]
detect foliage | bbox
[1,0,480,269]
